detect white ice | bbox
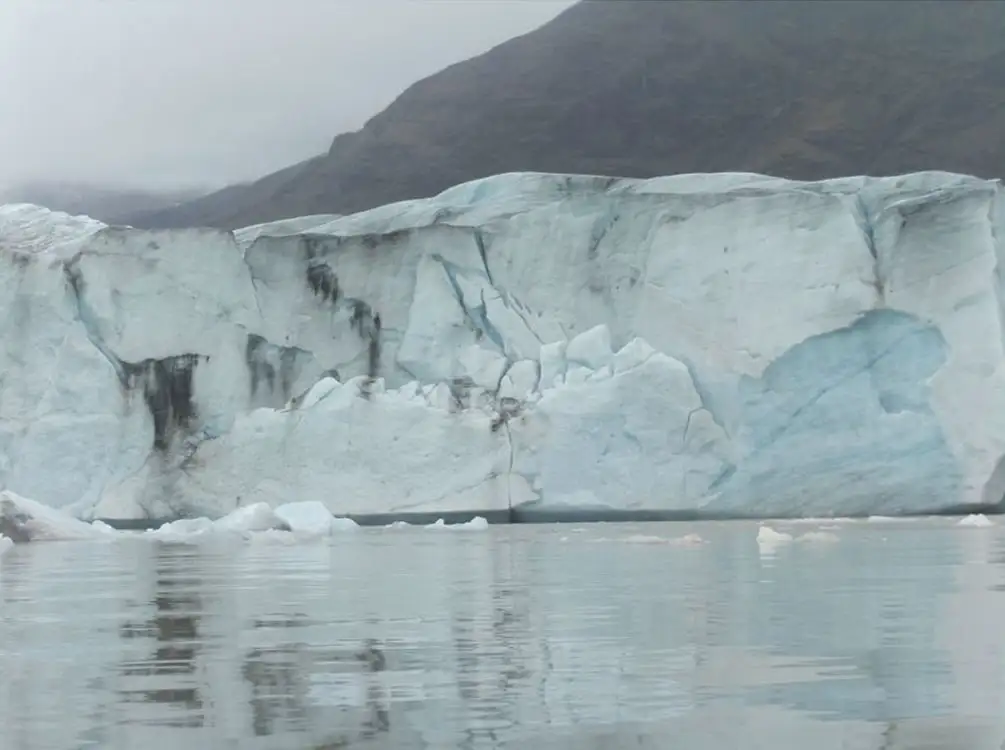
[2,170,1005,521]
[273,500,360,534]
[0,490,484,545]
[425,516,490,530]
[757,525,794,549]
[0,490,114,541]
[958,513,994,527]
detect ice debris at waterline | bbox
[0,491,488,545]
[4,170,1005,522]
[0,490,114,541]
[958,513,994,527]
[756,524,842,554]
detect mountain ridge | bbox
[127,0,1005,230]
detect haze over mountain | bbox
[0,182,209,225]
[126,0,1005,229]
[1,1,572,199]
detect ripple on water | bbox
[1,521,1005,748]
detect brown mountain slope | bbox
[130,0,1005,230]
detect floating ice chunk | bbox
[212,502,290,533]
[0,535,13,557]
[273,501,333,533]
[331,516,361,531]
[425,516,489,530]
[147,503,291,542]
[757,525,793,553]
[246,528,314,545]
[757,525,793,542]
[673,533,706,546]
[146,517,215,540]
[958,513,994,527]
[0,490,112,541]
[274,500,359,535]
[623,534,667,544]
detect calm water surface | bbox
[1,519,1005,749]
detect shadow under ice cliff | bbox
[1,169,1003,522]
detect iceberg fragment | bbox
[0,490,112,541]
[273,500,359,534]
[957,513,994,527]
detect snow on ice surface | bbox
[0,203,105,258]
[2,169,1005,521]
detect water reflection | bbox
[120,545,204,726]
[0,521,1004,749]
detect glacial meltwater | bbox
[1,519,1004,749]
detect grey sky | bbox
[0,1,573,191]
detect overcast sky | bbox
[0,1,573,191]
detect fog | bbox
[0,0,573,191]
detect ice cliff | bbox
[1,170,1004,521]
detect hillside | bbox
[129,0,1005,230]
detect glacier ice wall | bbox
[1,169,1004,520]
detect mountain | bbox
[0,181,208,225]
[129,0,1005,230]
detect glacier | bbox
[1,170,1004,522]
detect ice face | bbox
[1,170,1003,521]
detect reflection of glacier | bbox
[743,523,1005,749]
[739,524,959,721]
[2,527,1003,748]
[941,525,1005,732]
[2,170,1005,520]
